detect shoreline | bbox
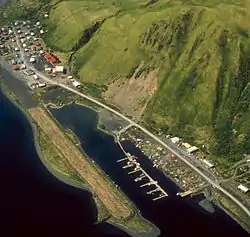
[0,82,158,237]
[0,60,249,234]
[51,101,250,233]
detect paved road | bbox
[15,30,250,217]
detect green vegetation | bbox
[38,129,84,183]
[215,190,250,230]
[116,213,154,234]
[42,0,250,168]
[0,0,51,25]
[3,0,250,166]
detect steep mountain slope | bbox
[71,2,250,165]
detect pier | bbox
[177,190,193,197]
[116,136,168,201]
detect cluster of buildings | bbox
[121,129,204,191]
[11,19,82,90]
[170,136,215,169]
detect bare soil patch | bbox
[104,67,158,119]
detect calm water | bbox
[50,103,249,237]
[0,88,131,237]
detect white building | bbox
[14,47,19,51]
[171,137,180,144]
[33,74,39,80]
[202,159,214,169]
[67,76,73,79]
[55,66,64,73]
[40,29,45,34]
[36,22,40,26]
[19,64,26,70]
[30,32,35,36]
[187,146,199,154]
[72,81,81,88]
[238,184,249,193]
[182,143,192,149]
[29,57,36,63]
[38,83,46,88]
[22,43,27,48]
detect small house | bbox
[171,137,180,144]
[238,184,249,193]
[33,74,39,80]
[38,83,46,88]
[202,159,214,169]
[12,65,19,70]
[187,146,199,154]
[19,64,26,70]
[72,81,81,88]
[55,66,64,73]
[11,59,17,65]
[31,83,39,89]
[29,57,36,63]
[17,58,23,64]
[182,143,192,149]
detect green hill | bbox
[2,0,250,166]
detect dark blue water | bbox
[50,103,249,237]
[0,89,131,237]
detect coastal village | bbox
[0,18,81,91]
[0,16,249,228]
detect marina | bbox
[117,155,168,201]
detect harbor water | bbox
[49,103,249,237]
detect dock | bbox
[134,174,146,182]
[116,136,168,200]
[128,167,140,174]
[176,189,193,197]
[147,187,160,195]
[153,194,168,201]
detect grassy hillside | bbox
[2,0,250,166]
[72,0,250,166]
[43,0,150,51]
[0,0,51,25]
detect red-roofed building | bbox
[12,65,19,70]
[44,52,57,65]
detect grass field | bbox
[38,129,84,183]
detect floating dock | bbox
[116,137,168,201]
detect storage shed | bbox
[238,184,249,193]
[171,137,180,144]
